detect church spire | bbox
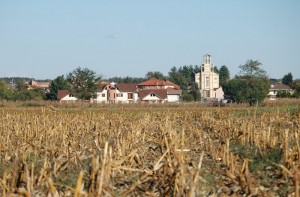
[203,54,211,64]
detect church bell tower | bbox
[195,54,221,98]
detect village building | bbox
[137,78,182,103]
[92,78,182,103]
[195,54,224,100]
[28,80,50,89]
[95,82,139,103]
[57,90,78,102]
[268,83,293,100]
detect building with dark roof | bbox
[268,83,294,100]
[57,90,78,102]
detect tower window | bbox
[206,77,210,88]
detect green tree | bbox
[238,60,267,77]
[224,60,270,106]
[181,93,194,102]
[189,90,201,101]
[168,67,184,87]
[13,80,41,101]
[282,72,293,87]
[214,66,219,74]
[292,80,300,98]
[67,67,101,100]
[219,65,230,87]
[145,71,166,80]
[12,88,45,101]
[46,75,70,100]
[107,76,144,84]
[223,79,247,103]
[15,80,28,91]
[0,80,10,100]
[168,65,199,91]
[277,90,292,98]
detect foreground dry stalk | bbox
[189,151,204,197]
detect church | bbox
[195,54,224,100]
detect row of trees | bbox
[0,60,299,104]
[0,68,101,101]
[0,80,45,101]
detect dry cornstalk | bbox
[97,141,108,197]
[189,151,204,197]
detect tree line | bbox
[0,60,299,104]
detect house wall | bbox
[61,95,78,101]
[108,89,117,102]
[96,90,108,103]
[167,95,180,102]
[95,86,139,103]
[142,94,165,103]
[115,91,139,103]
[214,87,224,100]
[115,92,128,103]
[133,93,139,102]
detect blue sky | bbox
[0,1,299,80]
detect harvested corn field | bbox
[0,102,300,196]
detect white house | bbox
[137,78,182,103]
[195,54,224,100]
[95,83,108,103]
[94,78,182,103]
[167,89,182,102]
[114,83,139,103]
[268,83,293,100]
[95,82,138,103]
[138,89,168,103]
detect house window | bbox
[117,93,123,97]
[102,93,105,97]
[150,93,155,97]
[206,77,210,88]
[128,93,133,99]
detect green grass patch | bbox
[230,142,283,172]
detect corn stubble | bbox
[0,103,299,196]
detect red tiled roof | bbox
[57,90,70,100]
[165,80,181,89]
[97,84,107,92]
[165,80,176,86]
[137,78,166,86]
[137,78,181,90]
[116,83,137,92]
[139,89,168,100]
